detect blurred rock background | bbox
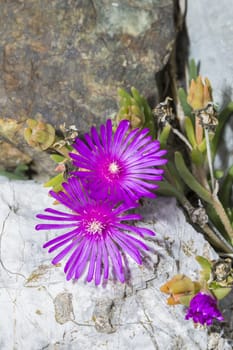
[0,0,183,176]
[187,0,233,170]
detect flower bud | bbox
[116,101,145,129]
[160,274,200,306]
[187,76,212,111]
[24,118,55,151]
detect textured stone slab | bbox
[0,0,177,172]
[0,176,228,349]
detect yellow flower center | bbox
[86,219,104,234]
[108,161,119,174]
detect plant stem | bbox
[172,128,193,151]
[183,198,233,253]
[204,128,215,192]
[192,164,211,192]
[195,114,203,145]
[211,194,233,241]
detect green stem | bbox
[175,152,212,203]
[212,195,233,241]
[175,151,233,242]
[212,101,233,158]
[204,222,233,253]
[192,164,211,192]
[156,180,186,204]
[158,180,233,253]
[204,128,215,192]
[172,128,193,151]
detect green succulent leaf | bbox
[212,286,232,300]
[117,87,155,137]
[197,138,207,153]
[179,294,195,307]
[131,87,155,136]
[214,169,224,180]
[184,117,196,147]
[50,154,66,163]
[117,88,132,105]
[156,180,186,204]
[174,151,212,204]
[131,87,143,105]
[190,147,205,166]
[219,165,233,208]
[44,173,64,192]
[165,162,185,193]
[0,164,29,180]
[196,256,212,271]
[212,101,233,158]
[226,208,233,226]
[178,88,193,118]
[189,59,199,81]
[195,256,212,281]
[158,124,171,147]
[206,203,230,241]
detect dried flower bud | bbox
[211,258,233,286]
[197,103,218,131]
[187,76,212,111]
[153,97,174,127]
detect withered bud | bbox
[153,97,174,127]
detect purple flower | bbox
[69,119,167,202]
[35,177,155,285]
[185,292,224,326]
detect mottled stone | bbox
[0,140,31,169]
[54,292,75,324]
[0,0,177,173]
[93,298,116,333]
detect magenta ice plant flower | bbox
[69,119,167,202]
[35,177,155,285]
[185,292,224,326]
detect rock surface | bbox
[0,0,177,172]
[1,176,231,350]
[187,0,233,105]
[186,0,233,170]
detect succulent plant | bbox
[116,87,155,135]
[187,76,212,111]
[24,119,56,151]
[160,254,233,326]
[155,65,232,254]
[113,63,233,255]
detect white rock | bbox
[0,176,223,349]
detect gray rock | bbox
[0,176,229,350]
[186,0,233,170]
[187,0,233,105]
[0,0,177,173]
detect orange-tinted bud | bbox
[187,76,212,111]
[160,274,201,306]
